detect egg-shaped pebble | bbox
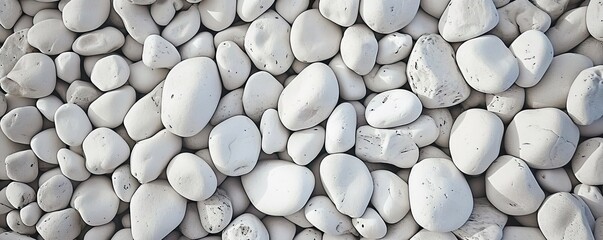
[505,108,579,169]
[130,180,187,240]
[5,150,38,183]
[572,137,603,185]
[37,175,72,212]
[209,115,261,176]
[36,208,82,240]
[1,53,56,99]
[82,127,130,174]
[198,0,236,31]
[321,153,373,218]
[509,30,554,88]
[242,160,314,216]
[72,27,125,56]
[457,35,519,94]
[111,164,139,202]
[27,19,76,55]
[438,0,499,42]
[6,182,35,209]
[1,106,42,144]
[325,103,356,154]
[450,109,504,175]
[259,109,289,154]
[567,66,603,125]
[216,41,251,90]
[161,57,221,137]
[57,148,90,181]
[365,89,422,128]
[340,24,378,75]
[167,153,217,201]
[409,158,473,232]
[142,34,181,69]
[355,125,419,168]
[376,33,413,65]
[244,10,293,75]
[130,129,181,183]
[370,170,410,224]
[113,0,159,44]
[123,81,164,141]
[87,85,136,128]
[62,0,110,32]
[485,155,545,216]
[198,188,233,234]
[287,126,325,165]
[278,63,339,130]
[90,55,130,92]
[31,128,65,164]
[54,103,92,146]
[538,192,595,240]
[70,176,119,226]
[54,52,80,83]
[318,0,359,27]
[304,195,354,235]
[352,207,387,239]
[358,0,419,34]
[290,9,342,62]
[20,202,42,227]
[242,71,284,122]
[406,34,470,108]
[161,6,200,47]
[329,54,366,101]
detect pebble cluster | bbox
[0,0,602,239]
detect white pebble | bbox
[340,24,378,75]
[209,115,261,176]
[167,153,217,201]
[71,176,120,226]
[130,129,181,183]
[365,89,422,128]
[82,127,130,174]
[290,9,342,63]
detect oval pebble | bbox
[36,208,82,240]
[161,6,200,47]
[365,89,422,128]
[259,109,289,154]
[27,19,76,55]
[87,85,136,128]
[567,66,603,125]
[1,106,42,144]
[325,103,356,154]
[538,192,595,240]
[72,27,125,56]
[320,153,373,218]
[54,103,92,146]
[90,55,130,92]
[244,10,294,75]
[318,0,359,27]
[352,207,387,239]
[242,160,314,216]
[438,0,498,42]
[20,202,42,227]
[1,53,56,99]
[37,174,72,212]
[216,41,251,90]
[278,63,339,131]
[340,24,378,75]
[62,0,110,32]
[359,0,420,34]
[130,129,181,183]
[242,71,284,122]
[198,188,233,234]
[222,213,269,240]
[209,115,261,176]
[71,176,119,226]
[198,0,236,31]
[123,81,164,141]
[408,158,473,232]
[572,137,603,185]
[509,30,554,88]
[5,150,38,183]
[290,9,342,63]
[142,34,181,69]
[167,153,217,201]
[83,127,130,175]
[161,57,221,137]
[6,182,35,209]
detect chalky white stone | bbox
[142,34,181,69]
[216,41,251,90]
[27,19,76,55]
[70,176,119,226]
[509,30,554,88]
[244,10,294,75]
[242,71,283,122]
[90,55,130,92]
[355,125,419,168]
[320,153,373,218]
[450,109,504,175]
[83,127,130,175]
[304,195,354,235]
[287,126,325,165]
[36,208,82,240]
[325,103,356,154]
[456,35,519,94]
[62,0,110,32]
[365,89,422,128]
[166,153,217,201]
[438,0,499,42]
[222,213,269,240]
[259,109,289,154]
[242,160,314,216]
[370,170,410,224]
[290,9,342,63]
[198,188,233,234]
[0,53,56,99]
[37,174,72,212]
[113,0,160,44]
[572,137,603,185]
[504,108,579,169]
[278,63,339,131]
[57,148,90,182]
[130,129,181,183]
[409,158,473,232]
[87,85,136,128]
[161,57,221,137]
[567,66,603,125]
[452,198,508,240]
[358,0,420,34]
[485,155,545,216]
[538,192,596,240]
[209,115,261,176]
[340,24,378,75]
[5,150,38,183]
[406,34,470,108]
[72,27,126,56]
[130,180,187,240]
[54,103,92,146]
[319,0,359,27]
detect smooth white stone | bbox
[1,106,42,144]
[260,109,289,154]
[287,126,325,165]
[54,103,92,146]
[363,62,407,93]
[111,164,139,202]
[142,35,181,69]
[71,176,119,226]
[72,27,125,56]
[355,125,419,168]
[509,30,554,88]
[358,0,419,34]
[325,103,356,154]
[57,148,90,181]
[83,127,130,175]
[340,24,378,75]
[1,53,56,99]
[37,174,72,212]
[365,89,422,128]
[87,85,136,128]
[161,6,200,47]
[244,10,293,75]
[27,19,76,55]
[209,116,261,176]
[198,0,236,31]
[167,153,217,201]
[62,0,110,32]
[130,129,181,183]
[370,170,410,224]
[538,192,595,240]
[290,9,342,62]
[438,0,499,42]
[31,128,65,164]
[123,81,164,141]
[222,213,269,239]
[572,137,603,185]
[304,195,354,235]
[36,208,82,240]
[198,188,233,234]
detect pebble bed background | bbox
[0,0,603,239]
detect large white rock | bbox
[325,102,356,153]
[456,35,519,94]
[340,24,378,75]
[406,34,470,108]
[54,103,92,146]
[452,198,508,240]
[365,89,422,128]
[567,66,603,125]
[278,63,339,131]
[222,213,269,240]
[587,0,603,41]
[408,158,473,232]
[504,108,579,169]
[244,10,294,75]
[70,176,119,226]
[198,0,236,31]
[166,153,217,201]
[358,0,419,34]
[485,155,545,216]
[355,125,419,168]
[538,192,595,240]
[242,160,314,216]
[62,0,110,32]
[209,115,261,176]
[320,153,373,218]
[130,129,182,183]
[370,170,410,224]
[438,0,499,42]
[0,53,56,99]
[572,138,603,185]
[450,109,504,175]
[36,208,82,240]
[83,127,130,175]
[319,0,359,27]
[161,57,221,137]
[509,30,554,88]
[546,7,589,55]
[130,180,187,240]
[290,9,342,62]
[27,19,76,55]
